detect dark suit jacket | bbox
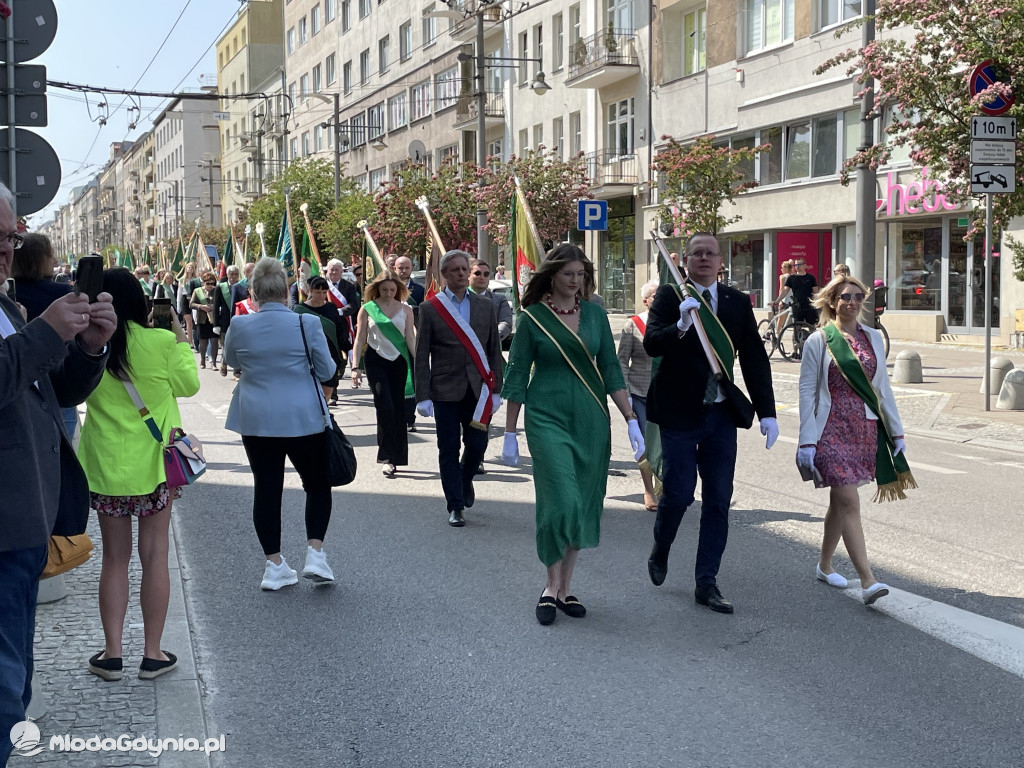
[14,278,73,321]
[414,291,503,403]
[229,279,250,312]
[214,280,237,329]
[406,280,425,306]
[644,283,775,431]
[0,295,108,551]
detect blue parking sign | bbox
[577,200,608,231]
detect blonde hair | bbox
[834,263,851,277]
[780,260,793,274]
[362,269,409,303]
[814,275,871,325]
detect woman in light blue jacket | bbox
[223,258,337,591]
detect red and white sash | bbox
[327,282,355,344]
[429,292,495,430]
[234,298,257,315]
[631,310,648,336]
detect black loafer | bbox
[555,595,586,618]
[448,509,465,527]
[475,463,487,475]
[88,651,123,682]
[648,545,669,587]
[462,479,475,509]
[536,595,557,625]
[694,585,734,614]
[139,651,177,680]
[407,423,417,433]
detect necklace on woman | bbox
[545,294,580,315]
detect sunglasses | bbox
[838,292,865,303]
[472,270,489,276]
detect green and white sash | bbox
[669,282,736,381]
[823,323,917,503]
[364,300,414,397]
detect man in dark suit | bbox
[644,233,778,614]
[394,255,425,430]
[214,264,241,376]
[0,188,116,766]
[414,250,503,527]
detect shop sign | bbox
[875,167,961,217]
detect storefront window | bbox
[884,218,942,311]
[598,198,635,312]
[724,235,765,306]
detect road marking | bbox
[775,434,965,475]
[841,585,1024,680]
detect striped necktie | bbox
[702,289,718,404]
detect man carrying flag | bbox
[414,250,503,527]
[324,258,360,403]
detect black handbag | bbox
[299,315,357,486]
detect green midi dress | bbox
[502,300,626,566]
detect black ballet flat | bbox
[88,651,123,682]
[536,595,557,626]
[138,651,177,680]
[555,595,587,618]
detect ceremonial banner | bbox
[276,208,295,275]
[509,178,543,313]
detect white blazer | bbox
[797,325,904,447]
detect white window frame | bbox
[411,80,431,121]
[606,98,634,157]
[378,35,390,74]
[326,53,337,85]
[435,66,459,110]
[326,0,336,23]
[312,64,323,92]
[299,17,308,44]
[683,6,706,76]
[359,49,370,85]
[817,0,861,31]
[343,60,353,94]
[422,4,437,47]
[389,93,408,130]
[552,13,564,70]
[745,0,795,54]
[312,4,322,34]
[368,103,385,139]
[286,27,296,54]
[341,0,351,32]
[400,21,412,62]
[359,0,371,19]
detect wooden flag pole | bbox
[299,203,322,267]
[650,229,723,381]
[357,219,385,268]
[413,196,447,255]
[512,175,545,257]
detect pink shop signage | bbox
[875,167,963,217]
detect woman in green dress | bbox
[501,244,645,626]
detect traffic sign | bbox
[0,0,58,63]
[577,199,608,231]
[0,128,61,215]
[971,140,1016,165]
[970,165,1015,194]
[971,116,1017,140]
[970,60,1015,116]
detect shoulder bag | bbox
[299,314,358,486]
[121,378,206,488]
[42,534,94,579]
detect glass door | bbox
[946,225,969,329]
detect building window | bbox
[819,0,861,29]
[326,0,336,22]
[438,144,459,165]
[607,0,632,33]
[343,60,352,94]
[312,4,322,34]
[606,98,634,156]
[359,49,370,85]
[299,73,310,100]
[684,6,706,76]
[368,103,385,139]
[314,124,324,152]
[518,128,528,153]
[842,108,860,160]
[359,0,371,19]
[570,111,582,156]
[553,116,564,158]
[312,64,323,92]
[351,113,366,147]
[411,80,431,121]
[552,14,564,70]
[369,167,387,191]
[435,66,459,110]
[299,17,308,44]
[533,24,543,77]
[326,53,337,85]
[286,27,296,54]
[342,0,351,32]
[759,126,783,184]
[487,138,503,161]
[570,3,581,45]
[533,123,543,150]
[399,21,412,61]
[389,93,408,130]
[288,81,298,106]
[518,33,528,83]
[422,4,437,46]
[378,35,390,74]
[811,114,839,177]
[746,0,795,53]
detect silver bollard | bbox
[981,356,1015,394]
[996,368,1024,410]
[892,349,923,384]
[37,573,68,604]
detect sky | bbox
[30,0,246,226]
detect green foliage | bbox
[653,135,764,236]
[317,182,376,266]
[244,158,336,255]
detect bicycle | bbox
[757,302,794,359]
[758,303,813,361]
[778,318,816,361]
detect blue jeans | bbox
[0,545,48,767]
[652,404,738,586]
[61,407,78,441]
[433,392,489,512]
[632,394,648,434]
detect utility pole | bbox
[475,8,489,264]
[856,0,877,323]
[333,92,341,203]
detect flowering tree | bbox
[653,135,765,236]
[816,0,1024,276]
[371,160,477,262]
[475,149,591,246]
[317,184,376,266]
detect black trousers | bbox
[241,432,332,556]
[433,389,489,512]
[365,347,409,465]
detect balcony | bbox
[449,2,504,43]
[453,91,505,130]
[585,150,639,197]
[263,119,284,139]
[566,30,640,89]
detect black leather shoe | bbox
[648,545,669,587]
[694,585,734,614]
[536,595,557,625]
[407,423,417,433]
[475,462,487,475]
[555,595,586,618]
[462,479,475,508]
[448,509,465,527]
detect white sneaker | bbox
[816,564,849,588]
[260,558,298,591]
[302,546,335,583]
[863,582,890,605]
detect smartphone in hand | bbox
[74,255,104,302]
[152,297,173,331]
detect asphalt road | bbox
[173,369,1024,768]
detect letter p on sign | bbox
[577,200,608,231]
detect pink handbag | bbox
[121,380,206,488]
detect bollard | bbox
[980,356,1015,394]
[892,349,923,384]
[995,368,1024,410]
[37,572,68,604]
[26,673,46,720]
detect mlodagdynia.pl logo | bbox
[10,721,44,757]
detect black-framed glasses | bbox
[1,231,24,249]
[839,292,865,303]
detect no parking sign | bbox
[970,60,1015,116]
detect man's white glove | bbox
[760,417,779,450]
[501,432,520,466]
[491,394,502,413]
[627,418,645,462]
[796,446,816,470]
[212,326,221,336]
[676,297,701,334]
[893,437,906,456]
[415,400,434,418]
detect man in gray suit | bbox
[415,250,503,527]
[0,186,116,766]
